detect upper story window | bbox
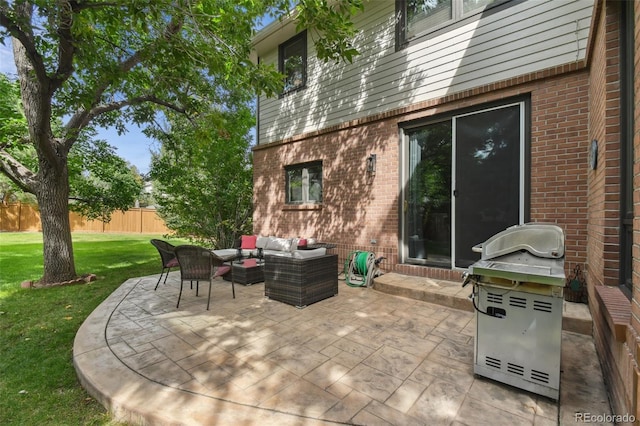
[397,0,509,48]
[279,31,307,95]
[286,162,322,204]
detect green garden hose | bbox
[345,250,377,287]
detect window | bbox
[286,162,322,204]
[396,0,509,47]
[279,31,307,94]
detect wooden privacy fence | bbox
[0,203,170,234]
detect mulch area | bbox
[21,274,97,289]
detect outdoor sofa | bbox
[212,235,310,260]
[212,235,338,308]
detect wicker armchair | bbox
[174,245,234,310]
[264,254,338,308]
[150,239,179,290]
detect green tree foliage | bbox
[295,0,362,63]
[0,74,142,218]
[0,73,32,203]
[0,0,363,283]
[150,100,254,249]
[68,138,143,221]
[0,74,24,145]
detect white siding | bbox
[257,0,594,144]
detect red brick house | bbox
[252,0,638,419]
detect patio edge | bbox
[72,277,334,426]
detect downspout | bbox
[256,56,261,146]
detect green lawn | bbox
[0,232,189,425]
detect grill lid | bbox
[468,223,566,286]
[479,223,564,261]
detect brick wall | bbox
[588,0,639,421]
[530,74,590,272]
[253,118,403,273]
[253,65,590,281]
[588,0,623,290]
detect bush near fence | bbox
[0,202,170,234]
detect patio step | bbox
[372,272,592,335]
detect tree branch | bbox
[0,149,37,193]
[0,3,49,84]
[51,1,80,92]
[90,95,188,119]
[68,195,91,203]
[64,94,188,149]
[64,14,186,145]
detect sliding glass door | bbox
[405,121,453,266]
[402,101,526,268]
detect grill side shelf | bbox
[468,261,565,287]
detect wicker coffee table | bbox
[223,259,264,285]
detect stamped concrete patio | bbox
[73,272,613,425]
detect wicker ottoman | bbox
[264,254,338,308]
[223,261,264,285]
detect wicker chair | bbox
[264,254,338,308]
[150,239,180,290]
[174,245,234,310]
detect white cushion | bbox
[292,248,326,259]
[266,237,293,251]
[256,236,270,249]
[267,251,293,258]
[212,249,239,261]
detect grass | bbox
[0,232,189,425]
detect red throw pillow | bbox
[243,258,257,267]
[240,235,257,249]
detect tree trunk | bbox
[11,22,77,284]
[36,161,76,284]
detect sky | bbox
[1,40,157,175]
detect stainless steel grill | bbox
[462,223,565,400]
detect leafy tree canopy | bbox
[0,74,142,219]
[150,94,255,249]
[0,0,364,283]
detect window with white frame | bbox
[279,31,307,95]
[286,162,322,204]
[396,0,510,47]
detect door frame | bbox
[399,97,530,269]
